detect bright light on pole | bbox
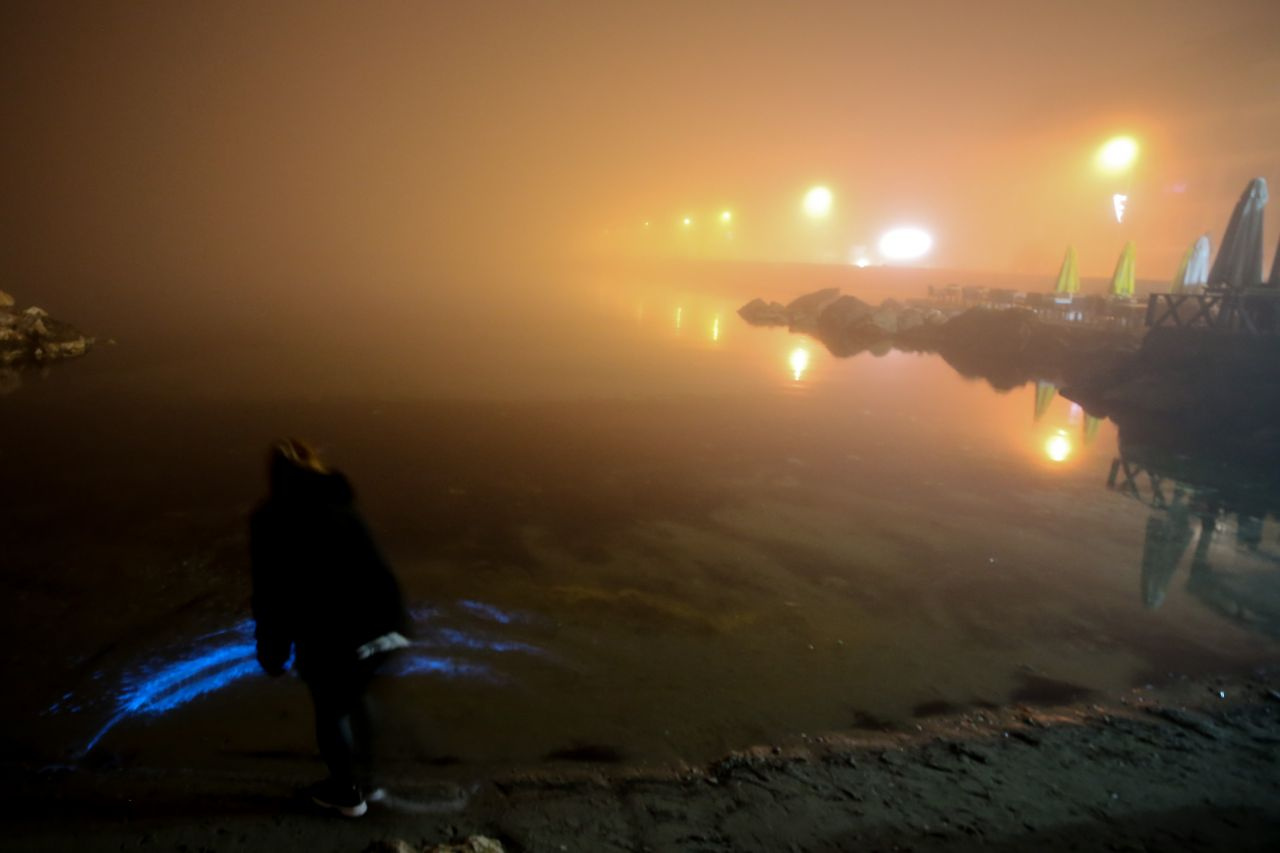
[803,186,833,219]
[1096,136,1139,173]
[878,227,933,262]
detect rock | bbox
[784,287,841,328]
[0,289,13,308]
[870,303,900,334]
[363,841,417,853]
[898,307,924,332]
[816,295,873,338]
[424,838,505,853]
[738,298,789,326]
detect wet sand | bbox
[6,671,1279,852]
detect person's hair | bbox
[267,438,329,494]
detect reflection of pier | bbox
[1105,443,1280,637]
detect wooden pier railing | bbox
[1145,292,1280,334]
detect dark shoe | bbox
[306,779,367,818]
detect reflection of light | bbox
[1097,136,1138,172]
[879,227,933,261]
[1045,430,1072,463]
[675,307,683,330]
[720,210,732,223]
[789,347,810,381]
[1112,193,1128,223]
[712,316,720,342]
[803,186,833,219]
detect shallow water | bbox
[4,264,1279,769]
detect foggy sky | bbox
[3,0,1279,317]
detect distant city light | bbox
[848,245,872,267]
[878,227,933,261]
[643,221,651,228]
[720,210,733,224]
[789,347,810,381]
[803,186,833,219]
[1112,193,1128,223]
[1045,430,1072,463]
[1097,136,1139,173]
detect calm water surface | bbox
[3,267,1278,769]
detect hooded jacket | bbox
[249,463,409,678]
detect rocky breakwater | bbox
[0,290,94,394]
[1062,326,1280,442]
[739,287,1139,390]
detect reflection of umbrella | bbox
[1209,177,1268,290]
[1172,234,1211,293]
[1083,415,1101,446]
[1110,241,1136,298]
[1055,246,1079,295]
[1034,380,1056,421]
[1140,502,1193,609]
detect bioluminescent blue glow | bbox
[387,654,496,680]
[61,600,547,755]
[457,599,521,624]
[427,627,544,656]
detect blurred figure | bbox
[250,439,409,818]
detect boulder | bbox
[870,303,900,334]
[738,298,789,326]
[783,287,841,328]
[816,295,873,338]
[898,307,924,332]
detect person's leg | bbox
[306,670,359,789]
[348,653,388,792]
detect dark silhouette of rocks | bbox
[1063,327,1280,431]
[739,289,1135,391]
[0,297,94,373]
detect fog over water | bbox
[6,262,1279,767]
[3,2,1279,770]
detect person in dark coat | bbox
[250,438,410,817]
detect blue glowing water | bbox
[65,599,542,755]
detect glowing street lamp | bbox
[1096,136,1139,173]
[720,210,733,224]
[878,227,934,262]
[682,216,693,227]
[803,186,833,219]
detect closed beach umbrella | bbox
[1172,234,1211,293]
[1055,246,1079,294]
[1110,241,1136,298]
[1209,177,1268,290]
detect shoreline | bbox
[7,669,1280,852]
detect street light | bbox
[1096,136,1139,173]
[803,186,833,219]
